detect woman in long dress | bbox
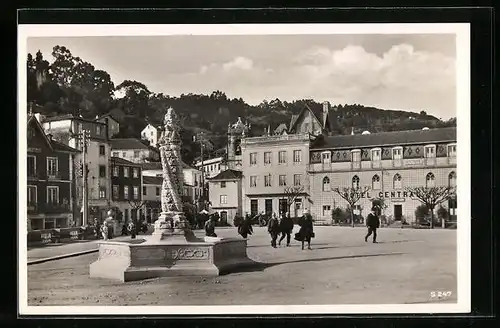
[296,209,314,250]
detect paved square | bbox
[27,226,457,306]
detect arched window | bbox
[393,174,402,189]
[322,176,330,192]
[426,172,435,188]
[372,174,381,190]
[448,171,456,187]
[352,175,360,189]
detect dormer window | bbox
[392,147,403,160]
[447,144,457,157]
[424,145,436,158]
[322,151,331,164]
[351,149,361,162]
[371,148,381,161]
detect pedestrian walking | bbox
[93,218,101,239]
[238,214,253,239]
[205,216,217,237]
[278,211,294,247]
[268,212,280,248]
[121,222,128,236]
[128,220,137,239]
[295,209,314,250]
[365,207,380,243]
[100,223,109,241]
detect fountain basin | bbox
[89,237,255,282]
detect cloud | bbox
[165,45,456,119]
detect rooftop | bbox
[143,176,163,185]
[51,139,80,153]
[42,113,106,125]
[208,169,243,181]
[141,162,162,170]
[311,127,457,150]
[111,156,142,166]
[110,138,151,150]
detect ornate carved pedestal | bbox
[89,236,255,282]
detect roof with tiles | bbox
[143,176,163,185]
[208,169,243,181]
[109,138,151,150]
[311,127,457,150]
[111,156,142,166]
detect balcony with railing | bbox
[27,171,41,180]
[45,202,71,214]
[47,171,63,180]
[27,202,37,213]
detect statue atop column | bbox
[150,107,194,241]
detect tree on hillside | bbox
[404,186,456,229]
[331,186,370,227]
[115,80,152,118]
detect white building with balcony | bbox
[307,127,457,224]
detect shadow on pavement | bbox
[226,252,406,274]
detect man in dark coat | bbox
[278,211,294,247]
[238,214,253,238]
[267,213,280,248]
[205,216,217,237]
[296,210,314,250]
[365,207,380,243]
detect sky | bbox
[27,34,457,119]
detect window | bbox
[143,186,147,195]
[99,165,106,178]
[113,166,119,177]
[220,195,228,204]
[27,185,37,204]
[220,181,226,188]
[447,144,457,157]
[279,175,287,186]
[133,186,139,199]
[322,152,330,164]
[372,149,381,161]
[294,174,302,186]
[322,205,331,216]
[113,152,119,157]
[134,150,140,158]
[124,186,129,199]
[372,175,381,190]
[99,145,105,156]
[293,150,302,163]
[351,150,361,162]
[218,164,221,170]
[448,171,457,187]
[250,176,257,187]
[250,152,257,165]
[392,147,403,160]
[96,126,101,135]
[124,167,129,177]
[99,187,106,199]
[278,151,287,164]
[133,168,139,178]
[424,145,436,158]
[27,155,36,177]
[322,176,330,192]
[264,152,272,164]
[122,152,126,157]
[250,200,258,216]
[113,185,119,199]
[393,174,402,189]
[47,186,59,204]
[47,157,58,176]
[352,175,360,189]
[124,209,129,221]
[150,131,154,136]
[155,187,160,196]
[426,172,435,188]
[264,174,272,187]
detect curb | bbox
[28,248,99,266]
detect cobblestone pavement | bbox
[27,226,457,306]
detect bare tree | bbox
[283,185,305,215]
[127,199,147,223]
[404,186,456,229]
[332,186,370,227]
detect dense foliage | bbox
[27,46,457,165]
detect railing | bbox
[351,162,361,170]
[47,172,63,180]
[27,203,37,212]
[307,157,451,172]
[392,159,403,167]
[448,157,456,165]
[27,172,40,180]
[45,203,71,213]
[425,158,436,166]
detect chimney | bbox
[322,101,330,127]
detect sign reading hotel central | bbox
[344,191,415,200]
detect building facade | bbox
[95,114,120,139]
[141,124,160,147]
[110,138,160,164]
[110,157,143,223]
[240,133,312,218]
[27,115,79,230]
[208,169,243,225]
[142,176,162,223]
[39,114,112,222]
[308,127,457,224]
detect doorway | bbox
[279,199,288,215]
[265,199,273,216]
[394,204,403,221]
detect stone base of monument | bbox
[89,237,256,282]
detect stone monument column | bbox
[150,108,196,242]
